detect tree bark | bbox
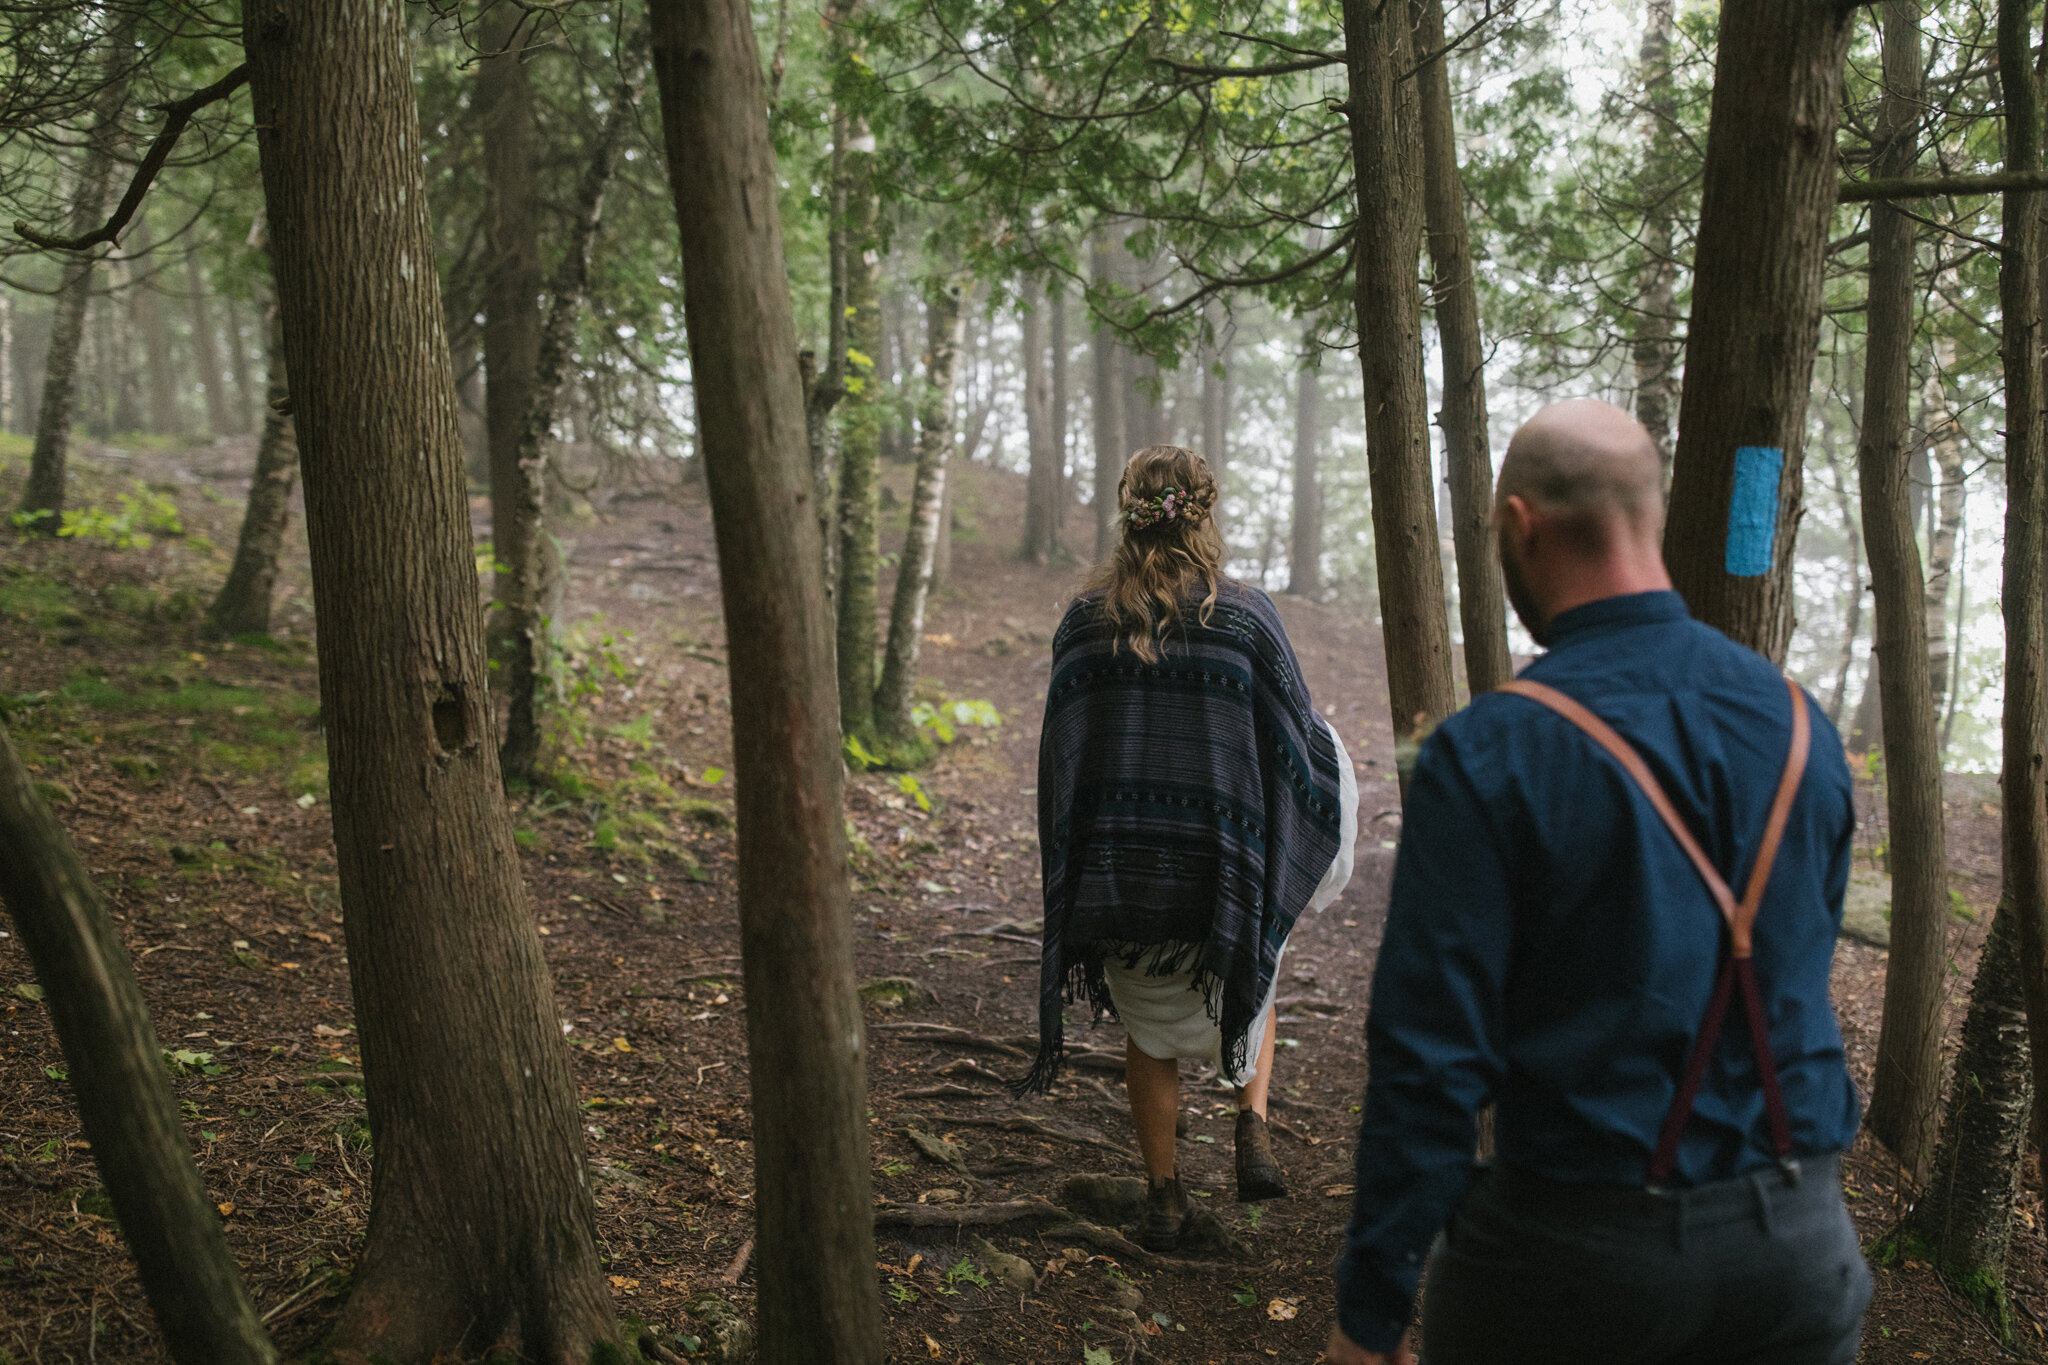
[18,23,130,529]
[1820,448,1863,730]
[1020,280,1056,562]
[1904,897,2035,1322]
[128,218,182,436]
[0,288,11,435]
[1922,344,1965,715]
[1661,0,1853,662]
[479,1,548,781]
[1049,281,1069,545]
[497,59,634,788]
[1201,303,1227,539]
[1994,0,2048,1162]
[243,3,619,1358]
[1856,0,1948,1178]
[813,125,852,600]
[224,294,256,436]
[877,277,963,743]
[1416,0,1512,696]
[831,4,884,740]
[0,722,276,1365]
[1287,336,1321,596]
[184,250,231,437]
[206,298,298,639]
[649,4,887,1358]
[1342,0,1458,772]
[1632,0,1681,473]
[1090,229,1125,558]
[109,248,143,433]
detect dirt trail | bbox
[0,443,2039,1363]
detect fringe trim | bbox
[1015,937,1265,1094]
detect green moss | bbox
[32,779,73,806]
[0,573,79,630]
[110,755,161,782]
[1871,1229,2014,1340]
[677,798,734,829]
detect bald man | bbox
[1327,401,1869,1364]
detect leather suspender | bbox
[1497,676,1812,1184]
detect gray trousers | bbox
[1421,1154,1872,1365]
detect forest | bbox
[0,0,2044,1361]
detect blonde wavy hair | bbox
[1084,445,1224,663]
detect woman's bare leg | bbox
[1233,1002,1280,1117]
[1125,1037,1181,1181]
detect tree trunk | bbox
[1821,449,1863,729]
[0,722,276,1365]
[18,25,130,529]
[1202,303,1227,539]
[498,59,633,788]
[224,294,256,435]
[813,127,852,600]
[1941,493,1968,758]
[109,249,144,433]
[1994,0,2048,1162]
[479,1,548,782]
[1416,0,1513,696]
[206,300,298,639]
[1661,0,1853,662]
[184,251,232,437]
[243,4,620,1358]
[1091,230,1125,558]
[1856,0,1947,1178]
[128,219,182,436]
[877,278,963,743]
[831,7,884,740]
[0,288,11,434]
[1342,0,1458,772]
[1923,344,1965,715]
[1020,280,1056,562]
[1904,897,2035,1324]
[1288,337,1321,596]
[1632,0,1681,473]
[649,4,887,1358]
[1049,281,1069,546]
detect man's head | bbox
[1495,399,1671,645]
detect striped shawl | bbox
[1020,580,1343,1093]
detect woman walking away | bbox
[1021,444,1357,1253]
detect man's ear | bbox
[1498,493,1536,551]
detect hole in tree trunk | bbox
[432,685,469,753]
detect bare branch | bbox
[14,64,249,252]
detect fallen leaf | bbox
[609,1276,640,1291]
[12,983,44,1002]
[216,1202,234,1217]
[1267,1299,1299,1322]
[313,1023,352,1038]
[925,1334,943,1358]
[612,1036,635,1053]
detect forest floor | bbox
[0,433,2042,1365]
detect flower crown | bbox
[1122,485,1208,532]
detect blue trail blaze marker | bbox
[1725,445,1784,577]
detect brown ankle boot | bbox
[1235,1110,1288,1201]
[1138,1172,1187,1251]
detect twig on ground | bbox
[895,1084,992,1102]
[721,1236,753,1284]
[937,1114,1133,1158]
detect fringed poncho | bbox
[1020,580,1344,1093]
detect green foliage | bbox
[911,696,1002,745]
[945,1256,989,1290]
[12,484,184,548]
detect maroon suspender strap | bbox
[1498,676,1811,1184]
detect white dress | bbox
[1102,722,1360,1085]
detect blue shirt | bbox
[1333,591,1862,1353]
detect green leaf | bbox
[701,766,726,785]
[1084,1348,1114,1365]
[12,982,44,1002]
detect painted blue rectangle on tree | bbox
[1724,445,1783,577]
